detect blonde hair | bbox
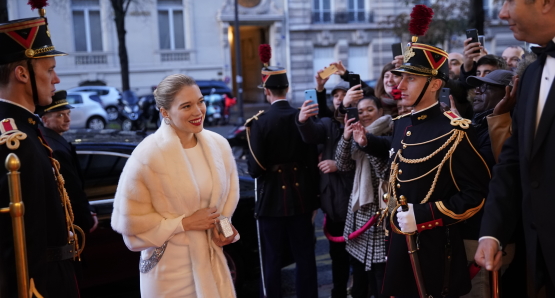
[153,74,197,110]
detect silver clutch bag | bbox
[139,240,168,273]
[216,216,234,238]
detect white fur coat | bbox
[111,123,239,298]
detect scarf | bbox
[350,115,392,212]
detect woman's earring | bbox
[164,117,170,125]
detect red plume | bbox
[28,0,48,10]
[259,44,271,66]
[409,5,434,37]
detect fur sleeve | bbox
[111,155,165,236]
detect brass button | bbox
[435,222,439,226]
[294,167,297,171]
[399,195,406,200]
[282,185,286,189]
[278,169,282,173]
[421,225,425,229]
[396,183,400,188]
[398,169,403,175]
[406,131,411,136]
[428,224,432,228]
[403,144,407,149]
[295,183,299,186]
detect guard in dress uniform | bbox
[0,2,82,297]
[355,5,490,297]
[246,44,319,298]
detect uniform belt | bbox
[269,162,304,172]
[46,243,75,262]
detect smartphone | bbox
[348,73,361,90]
[466,29,480,54]
[391,43,403,60]
[478,35,485,46]
[439,88,450,107]
[319,64,338,79]
[346,107,359,122]
[304,89,318,113]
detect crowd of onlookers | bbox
[293,38,536,298]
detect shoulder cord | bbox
[388,130,466,235]
[38,137,85,260]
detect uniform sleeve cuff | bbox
[479,236,502,251]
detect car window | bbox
[100,90,109,96]
[67,94,83,104]
[89,95,102,104]
[77,152,129,201]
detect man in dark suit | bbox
[0,6,81,298]
[37,91,97,234]
[475,0,555,297]
[246,45,319,298]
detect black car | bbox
[196,80,233,98]
[67,131,260,296]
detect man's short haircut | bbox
[0,60,27,87]
[506,45,526,53]
[267,87,287,97]
[476,55,508,70]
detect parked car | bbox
[67,86,121,121]
[196,80,233,98]
[68,133,260,295]
[66,92,108,129]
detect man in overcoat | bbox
[475,0,555,296]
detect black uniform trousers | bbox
[326,218,350,298]
[258,212,318,298]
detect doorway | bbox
[229,25,268,103]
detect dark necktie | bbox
[531,40,555,65]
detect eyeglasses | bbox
[476,84,490,94]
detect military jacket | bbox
[360,103,490,296]
[246,100,320,217]
[0,101,78,297]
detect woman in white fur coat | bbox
[111,74,240,298]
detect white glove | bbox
[396,203,417,233]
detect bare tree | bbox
[0,0,8,23]
[384,0,471,52]
[110,0,133,91]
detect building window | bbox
[313,47,335,87]
[348,0,365,23]
[313,0,331,23]
[72,0,103,52]
[158,0,185,50]
[347,46,369,80]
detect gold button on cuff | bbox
[396,184,401,188]
[398,169,403,175]
[406,131,412,136]
[435,222,439,225]
[421,226,425,229]
[428,224,432,227]
[282,186,286,189]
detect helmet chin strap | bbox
[26,59,39,106]
[411,76,433,108]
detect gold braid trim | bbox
[0,131,27,150]
[244,110,266,171]
[38,137,85,260]
[435,199,485,221]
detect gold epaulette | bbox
[244,110,265,127]
[443,111,471,129]
[0,118,27,150]
[392,113,411,121]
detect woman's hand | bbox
[299,100,319,123]
[211,223,238,247]
[181,207,220,231]
[318,160,337,174]
[329,61,346,76]
[315,69,330,92]
[343,115,357,140]
[344,85,363,107]
[352,122,368,147]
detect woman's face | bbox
[358,99,383,127]
[383,71,401,96]
[161,85,206,137]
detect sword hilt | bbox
[400,195,409,212]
